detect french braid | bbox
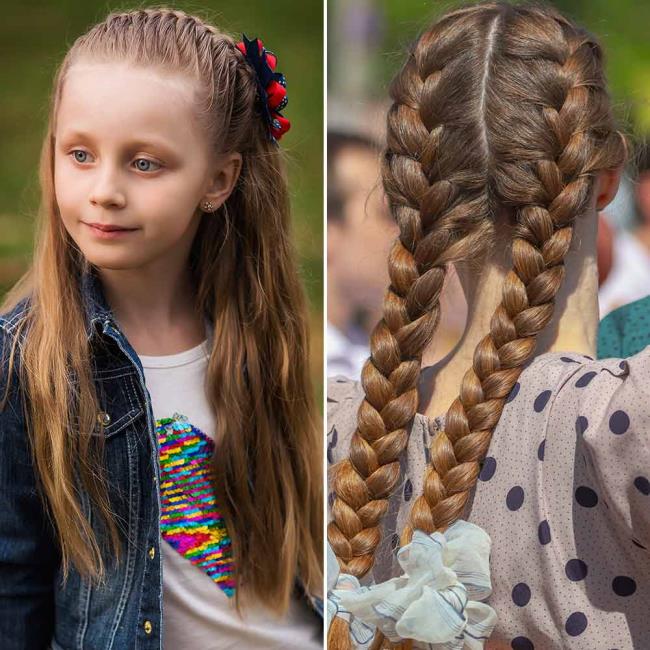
[329,2,627,648]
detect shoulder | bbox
[509,351,593,402]
[327,375,364,409]
[539,349,650,546]
[517,347,650,440]
[598,295,650,359]
[494,350,638,442]
[563,345,650,411]
[514,350,637,405]
[327,375,364,424]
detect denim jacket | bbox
[0,267,323,649]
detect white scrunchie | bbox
[327,520,498,649]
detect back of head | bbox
[328,2,627,647]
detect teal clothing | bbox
[598,295,650,358]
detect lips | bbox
[84,222,137,232]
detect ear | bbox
[201,152,243,211]
[595,164,624,211]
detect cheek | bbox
[369,226,395,264]
[139,193,198,243]
[341,228,390,290]
[139,170,203,218]
[142,182,190,217]
[53,161,78,220]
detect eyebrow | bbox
[57,130,178,155]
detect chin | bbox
[81,250,142,271]
[93,261,138,271]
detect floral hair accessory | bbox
[327,520,498,649]
[236,34,290,143]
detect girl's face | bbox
[53,62,232,272]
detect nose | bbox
[89,164,126,209]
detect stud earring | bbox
[202,201,215,212]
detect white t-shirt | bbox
[138,336,322,649]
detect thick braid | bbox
[328,8,494,581]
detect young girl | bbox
[0,7,322,649]
[327,2,648,649]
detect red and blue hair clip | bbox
[236,34,290,143]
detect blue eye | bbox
[72,150,89,163]
[134,158,161,172]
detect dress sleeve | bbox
[0,324,59,648]
[547,347,650,549]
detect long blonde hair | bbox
[328,2,627,647]
[1,6,322,615]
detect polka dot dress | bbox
[327,349,650,649]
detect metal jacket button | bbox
[143,620,152,634]
[148,546,155,559]
[97,411,111,426]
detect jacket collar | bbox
[80,264,114,340]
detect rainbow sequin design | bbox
[157,413,235,597]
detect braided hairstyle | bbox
[328,2,627,647]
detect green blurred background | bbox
[329,0,649,140]
[0,0,323,396]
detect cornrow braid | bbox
[81,7,251,104]
[132,7,242,54]
[329,2,627,649]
